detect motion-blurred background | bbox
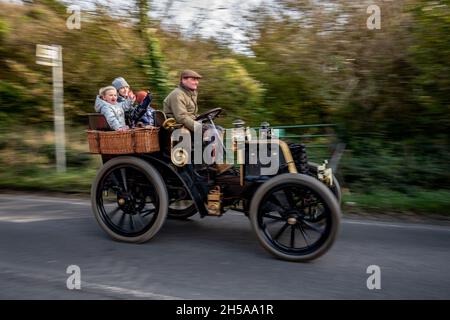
[0,0,449,216]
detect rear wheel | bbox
[249,173,341,262]
[91,156,168,243]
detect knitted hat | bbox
[135,90,148,104]
[112,77,130,90]
[99,86,117,96]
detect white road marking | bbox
[0,194,90,223]
[84,283,182,300]
[0,264,183,300]
[227,209,450,232]
[1,194,449,231]
[0,194,89,206]
[342,220,450,232]
[0,216,76,223]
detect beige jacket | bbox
[163,85,199,131]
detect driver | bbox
[163,70,203,132]
[163,70,231,173]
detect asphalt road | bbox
[0,193,449,300]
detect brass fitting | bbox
[207,186,223,216]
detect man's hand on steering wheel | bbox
[195,108,223,122]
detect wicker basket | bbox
[87,127,160,154]
[134,127,160,153]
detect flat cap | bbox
[180,69,202,79]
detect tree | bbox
[137,0,170,107]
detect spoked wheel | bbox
[249,174,341,262]
[91,157,168,243]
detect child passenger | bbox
[133,90,155,127]
[112,77,136,103]
[113,76,155,127]
[95,86,132,131]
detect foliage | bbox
[0,0,448,210]
[244,0,450,192]
[343,189,450,216]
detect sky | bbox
[1,0,281,53]
[149,0,269,52]
[72,0,272,53]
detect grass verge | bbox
[343,189,450,216]
[0,166,96,194]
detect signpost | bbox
[36,44,66,173]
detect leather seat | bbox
[153,110,167,127]
[87,113,111,131]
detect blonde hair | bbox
[99,86,117,97]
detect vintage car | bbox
[87,108,341,262]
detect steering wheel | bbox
[195,108,223,122]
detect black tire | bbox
[249,173,341,262]
[308,162,342,204]
[91,156,169,243]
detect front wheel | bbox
[91,156,169,243]
[249,174,341,262]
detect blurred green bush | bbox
[0,0,448,213]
